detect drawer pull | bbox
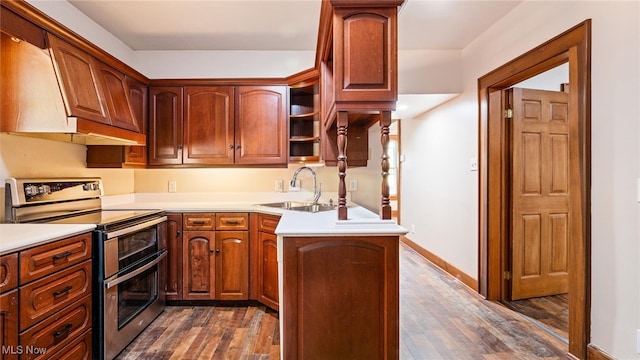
[53,323,73,339]
[53,285,72,297]
[224,220,239,225]
[192,220,206,225]
[52,251,73,260]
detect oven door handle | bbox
[106,216,167,239]
[105,251,167,289]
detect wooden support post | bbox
[337,111,348,220]
[380,111,392,220]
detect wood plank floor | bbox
[501,294,569,341]
[116,243,568,359]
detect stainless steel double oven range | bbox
[5,178,167,359]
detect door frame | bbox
[478,20,591,359]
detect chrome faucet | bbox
[291,166,321,204]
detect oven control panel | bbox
[5,177,103,206]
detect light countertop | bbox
[103,192,408,237]
[0,224,96,255]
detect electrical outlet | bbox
[349,179,358,192]
[168,180,177,193]
[469,158,478,171]
[275,179,284,192]
[411,224,416,234]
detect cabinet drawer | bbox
[19,295,91,360]
[216,213,248,231]
[258,214,281,234]
[48,329,92,360]
[19,233,92,284]
[19,261,92,331]
[183,213,216,231]
[0,253,18,292]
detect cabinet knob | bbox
[235,145,241,150]
[229,144,235,149]
[216,248,220,253]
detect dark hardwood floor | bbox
[501,294,569,341]
[117,243,568,359]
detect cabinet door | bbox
[235,86,288,165]
[149,87,183,165]
[47,34,110,125]
[332,7,398,103]
[283,236,399,360]
[184,86,234,165]
[182,231,215,300]
[258,231,279,310]
[165,214,183,301]
[0,290,18,360]
[95,61,139,132]
[124,76,148,165]
[215,231,248,300]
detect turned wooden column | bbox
[380,111,392,220]
[337,111,349,220]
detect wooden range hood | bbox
[0,3,146,146]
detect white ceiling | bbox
[67,0,522,118]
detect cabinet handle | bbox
[228,145,235,149]
[53,323,73,339]
[53,285,72,297]
[224,220,239,225]
[235,145,241,150]
[52,250,72,260]
[192,221,206,225]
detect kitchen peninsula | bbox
[103,191,407,359]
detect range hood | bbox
[0,31,145,146]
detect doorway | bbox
[478,21,591,359]
[499,64,572,341]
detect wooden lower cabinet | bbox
[254,214,280,310]
[215,231,249,300]
[282,235,399,360]
[182,230,216,300]
[165,213,183,301]
[0,232,93,359]
[0,290,18,360]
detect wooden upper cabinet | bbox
[95,61,139,132]
[148,84,287,167]
[124,76,148,165]
[149,87,183,165]
[47,34,110,125]
[333,7,398,104]
[183,86,235,165]
[235,86,288,165]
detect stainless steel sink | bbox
[257,201,336,213]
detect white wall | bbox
[400,1,640,358]
[25,0,315,79]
